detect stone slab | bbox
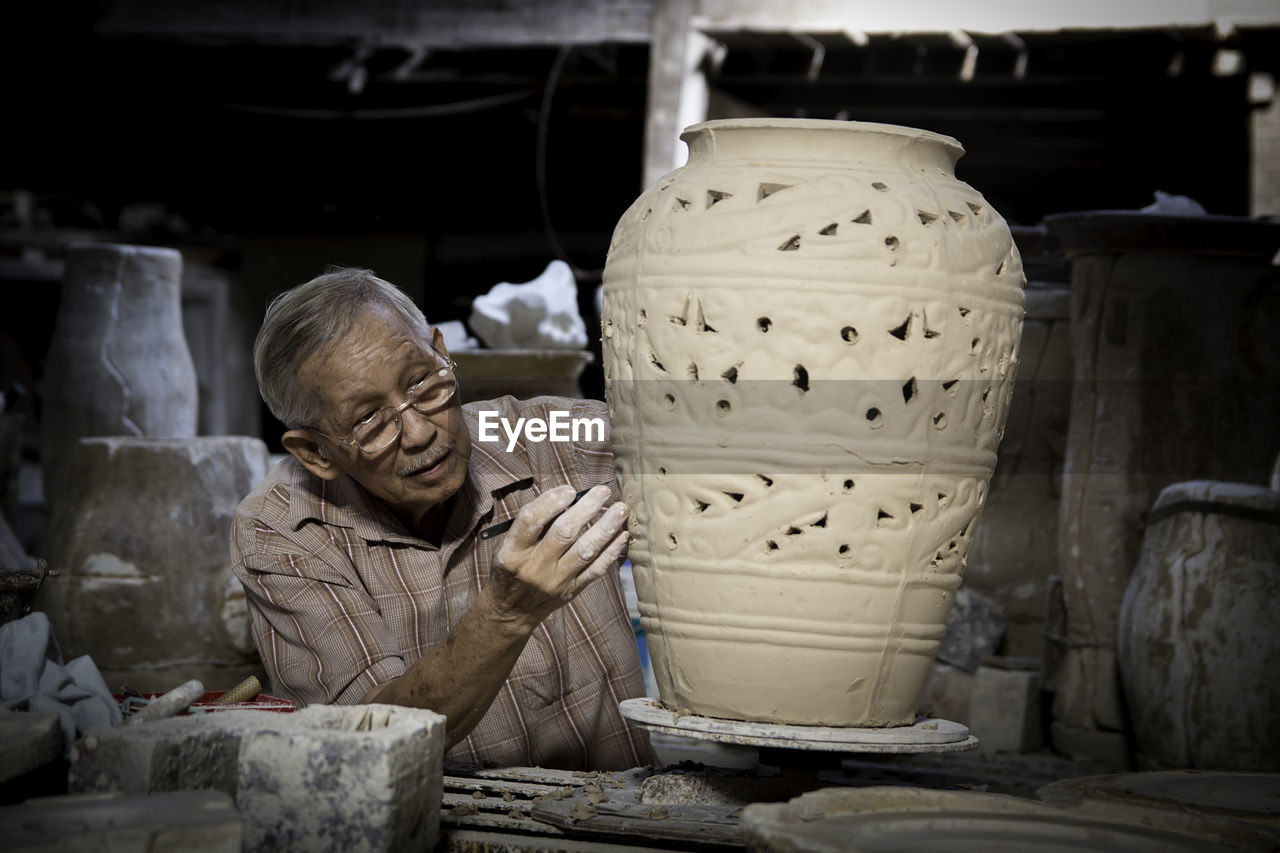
[0,710,63,783]
[0,790,241,852]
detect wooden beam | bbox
[94,0,655,48]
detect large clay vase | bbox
[1116,480,1280,772]
[601,119,1026,726]
[42,242,198,510]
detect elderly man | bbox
[231,268,650,770]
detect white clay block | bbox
[469,259,587,349]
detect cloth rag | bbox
[0,611,122,754]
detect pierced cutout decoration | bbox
[757,474,773,487]
[889,315,912,341]
[648,350,667,372]
[967,201,985,218]
[707,189,732,208]
[687,362,699,380]
[757,317,772,332]
[810,512,828,528]
[902,377,918,404]
[853,210,872,225]
[871,182,889,192]
[779,235,801,251]
[841,326,858,343]
[721,364,739,384]
[792,365,809,394]
[693,499,710,513]
[819,223,838,235]
[918,211,939,226]
[948,210,966,224]
[758,183,792,201]
[725,491,744,503]
[673,197,690,212]
[884,236,900,250]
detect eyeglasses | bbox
[315,359,459,454]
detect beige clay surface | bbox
[602,119,1025,726]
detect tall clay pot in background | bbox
[602,119,1026,726]
[1043,212,1280,763]
[41,242,198,511]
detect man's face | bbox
[299,306,472,525]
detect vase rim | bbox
[681,118,963,154]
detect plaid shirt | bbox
[231,396,651,770]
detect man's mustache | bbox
[397,443,455,477]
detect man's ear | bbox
[430,326,450,359]
[281,429,343,481]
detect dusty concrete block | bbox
[68,705,446,852]
[237,704,444,853]
[936,587,1006,673]
[0,790,241,852]
[0,710,63,782]
[69,710,283,795]
[918,663,974,726]
[969,665,1043,755]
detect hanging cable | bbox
[535,44,603,282]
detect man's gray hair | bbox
[254,268,432,429]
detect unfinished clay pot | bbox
[1117,480,1280,771]
[601,119,1025,726]
[42,243,198,510]
[35,436,270,691]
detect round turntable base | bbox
[620,698,979,755]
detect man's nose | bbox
[398,406,438,448]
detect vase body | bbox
[1117,480,1280,771]
[601,119,1025,726]
[42,242,198,509]
[1042,212,1280,763]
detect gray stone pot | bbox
[41,243,198,511]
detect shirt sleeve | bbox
[232,528,407,707]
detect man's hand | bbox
[485,484,629,632]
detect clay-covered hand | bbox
[486,484,629,631]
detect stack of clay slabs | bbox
[741,785,1278,851]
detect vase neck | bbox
[682,119,962,175]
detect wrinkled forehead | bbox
[302,307,440,404]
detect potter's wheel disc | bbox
[620,698,978,754]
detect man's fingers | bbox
[569,501,628,563]
[565,530,629,600]
[500,485,578,549]
[541,485,614,552]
